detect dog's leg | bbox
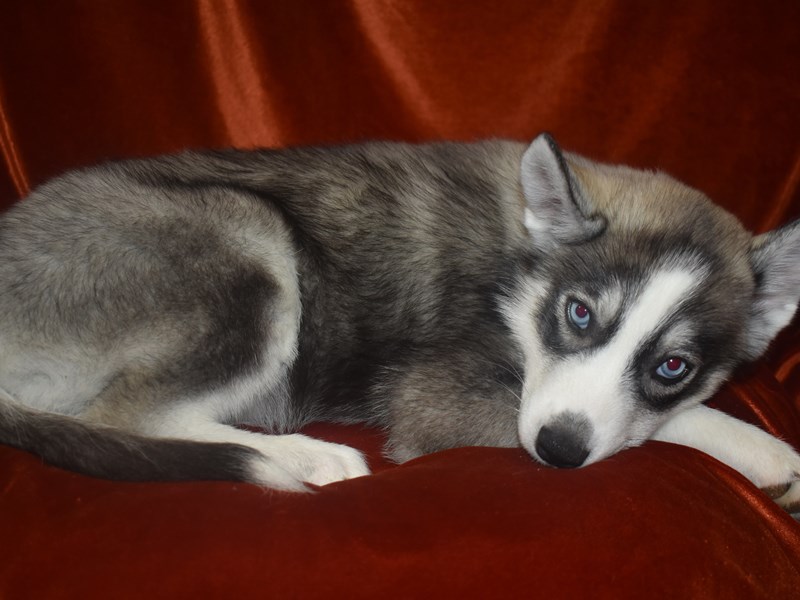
[379,351,522,462]
[143,404,370,491]
[652,405,800,512]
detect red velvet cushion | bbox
[2,414,800,597]
[1,2,799,597]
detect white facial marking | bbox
[518,268,701,464]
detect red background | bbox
[1,2,799,597]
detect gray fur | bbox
[520,133,606,249]
[0,135,798,494]
[746,219,800,359]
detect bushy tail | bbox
[0,391,259,483]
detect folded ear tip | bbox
[523,134,563,173]
[530,132,559,152]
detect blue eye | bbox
[568,301,591,330]
[655,357,689,381]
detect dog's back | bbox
[0,140,530,486]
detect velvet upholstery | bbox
[1,2,799,597]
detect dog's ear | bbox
[520,133,606,251]
[744,218,800,359]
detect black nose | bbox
[535,423,590,468]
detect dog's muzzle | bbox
[534,412,593,468]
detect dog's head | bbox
[503,134,800,468]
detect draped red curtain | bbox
[1,2,798,229]
[1,2,800,597]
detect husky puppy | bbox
[1,134,799,510]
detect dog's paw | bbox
[761,480,800,516]
[749,438,800,516]
[245,434,370,491]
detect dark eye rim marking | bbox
[653,356,692,385]
[566,298,592,331]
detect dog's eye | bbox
[567,300,591,330]
[655,357,690,382]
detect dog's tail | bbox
[0,390,260,483]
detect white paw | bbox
[245,434,370,491]
[766,480,800,515]
[749,437,800,514]
[749,438,800,487]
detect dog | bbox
[1,134,799,511]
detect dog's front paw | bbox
[761,480,800,517]
[749,438,800,517]
[246,434,370,491]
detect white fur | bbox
[654,405,800,511]
[516,269,700,463]
[500,273,552,392]
[524,208,537,232]
[0,349,108,415]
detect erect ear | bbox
[744,218,800,359]
[520,133,606,251]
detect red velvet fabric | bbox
[1,2,800,597]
